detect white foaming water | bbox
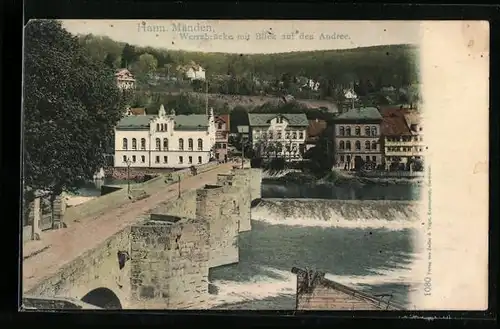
[207,260,424,308]
[252,198,422,231]
[205,198,422,309]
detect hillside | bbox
[77,34,419,90]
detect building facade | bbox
[115,69,136,90]
[248,113,309,161]
[214,114,230,162]
[114,105,216,169]
[380,107,424,169]
[333,107,383,170]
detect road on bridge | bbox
[23,163,235,293]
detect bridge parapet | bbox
[22,296,102,310]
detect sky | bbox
[61,20,421,54]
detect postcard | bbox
[21,19,489,311]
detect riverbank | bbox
[264,170,422,187]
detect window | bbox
[141,138,146,150]
[372,141,377,150]
[163,156,168,163]
[339,126,345,136]
[291,131,297,139]
[163,138,168,150]
[365,141,371,150]
[156,123,160,131]
[218,122,223,129]
[155,156,160,163]
[222,143,227,149]
[197,138,203,151]
[340,155,344,162]
[355,126,361,136]
[122,138,128,150]
[346,141,351,150]
[355,141,361,151]
[285,131,290,139]
[371,126,377,136]
[122,155,127,162]
[372,156,376,161]
[155,138,161,150]
[365,126,370,136]
[179,156,183,164]
[198,156,202,164]
[132,138,137,150]
[339,141,345,150]
[299,131,304,139]
[276,117,283,124]
[269,132,273,139]
[277,131,282,139]
[366,156,370,162]
[346,127,351,136]
[188,138,194,151]
[346,155,351,162]
[179,138,184,151]
[188,156,193,164]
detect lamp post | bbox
[241,138,245,169]
[125,158,132,195]
[178,175,181,199]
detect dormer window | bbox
[276,116,284,124]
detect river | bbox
[208,180,423,310]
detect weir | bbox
[252,199,422,227]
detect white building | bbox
[115,69,136,90]
[177,63,206,81]
[114,105,216,169]
[185,65,206,81]
[248,113,309,161]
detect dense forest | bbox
[78,34,420,99]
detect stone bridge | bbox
[22,163,262,310]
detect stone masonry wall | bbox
[150,189,197,219]
[25,225,133,308]
[229,169,252,232]
[196,185,240,268]
[129,215,210,309]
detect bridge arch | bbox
[81,287,122,309]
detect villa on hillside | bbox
[115,68,136,90]
[248,113,309,162]
[177,62,206,81]
[114,105,216,169]
[333,107,383,171]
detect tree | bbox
[104,53,117,69]
[120,43,136,68]
[136,53,158,76]
[23,20,126,222]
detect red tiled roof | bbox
[306,119,327,140]
[215,114,230,131]
[379,108,412,136]
[129,108,146,115]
